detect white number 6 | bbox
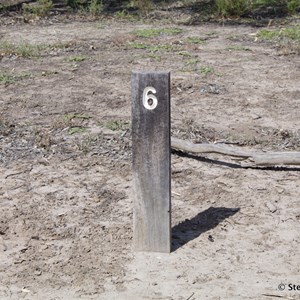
[143,87,158,110]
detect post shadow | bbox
[172,206,240,252]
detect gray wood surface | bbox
[172,137,300,166]
[132,71,171,253]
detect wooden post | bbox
[132,71,171,253]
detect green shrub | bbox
[23,0,53,16]
[0,74,16,85]
[0,41,43,58]
[127,0,153,15]
[252,0,300,15]
[215,0,251,17]
[104,120,130,131]
[0,72,31,85]
[254,0,278,6]
[88,0,103,15]
[214,0,300,17]
[66,0,86,9]
[66,0,103,14]
[257,24,300,54]
[258,24,300,41]
[287,0,300,13]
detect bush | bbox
[23,0,53,16]
[287,0,300,14]
[66,0,81,9]
[253,0,289,16]
[253,0,300,16]
[88,0,103,15]
[66,0,103,14]
[215,0,251,17]
[214,0,300,17]
[131,0,153,15]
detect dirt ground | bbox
[0,12,300,300]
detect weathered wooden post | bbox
[132,71,171,253]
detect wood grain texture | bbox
[132,71,171,253]
[171,137,300,166]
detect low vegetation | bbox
[0,41,44,58]
[186,36,206,45]
[215,0,251,17]
[257,24,300,54]
[258,24,300,41]
[1,0,299,18]
[199,65,215,77]
[133,28,183,38]
[104,120,130,132]
[128,42,174,53]
[22,0,53,16]
[87,0,103,15]
[215,0,300,17]
[0,74,18,85]
[68,55,87,62]
[0,72,32,85]
[0,40,79,59]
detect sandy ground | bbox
[0,13,300,300]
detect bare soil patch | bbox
[0,13,299,300]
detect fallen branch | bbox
[171,137,300,167]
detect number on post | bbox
[143,87,158,110]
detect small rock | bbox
[208,235,214,242]
[34,269,42,276]
[21,287,31,293]
[252,114,262,120]
[266,202,277,213]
